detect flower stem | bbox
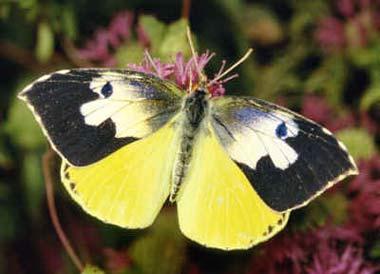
[42,149,84,272]
[182,0,191,19]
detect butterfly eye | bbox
[101,82,113,98]
[276,122,288,139]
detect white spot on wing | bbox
[89,75,142,100]
[226,111,299,170]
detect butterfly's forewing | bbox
[210,96,358,212]
[62,122,181,228]
[19,69,183,166]
[176,127,289,250]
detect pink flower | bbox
[315,17,347,51]
[306,245,377,274]
[248,225,376,274]
[128,54,174,79]
[315,0,380,52]
[326,113,356,132]
[248,153,380,274]
[348,156,380,232]
[338,0,356,17]
[301,95,333,125]
[107,11,133,47]
[76,11,134,66]
[301,94,358,132]
[128,51,230,97]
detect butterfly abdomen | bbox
[170,90,209,202]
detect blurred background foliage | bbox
[0,0,379,273]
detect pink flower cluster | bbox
[348,155,380,232]
[315,0,380,52]
[76,10,230,96]
[301,94,379,134]
[77,11,134,66]
[248,154,380,274]
[128,51,228,97]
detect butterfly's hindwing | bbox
[211,96,358,212]
[61,121,181,228]
[176,125,289,250]
[19,69,183,166]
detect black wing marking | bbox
[211,96,358,212]
[19,69,183,166]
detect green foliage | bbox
[242,4,283,46]
[114,17,190,66]
[115,41,145,67]
[139,16,166,56]
[292,193,349,231]
[21,152,44,219]
[361,84,380,111]
[4,97,46,151]
[336,128,377,160]
[306,56,348,107]
[0,183,18,241]
[0,136,12,168]
[369,238,380,260]
[157,18,190,61]
[82,265,106,274]
[128,211,186,274]
[35,21,55,63]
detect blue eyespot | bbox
[101,82,113,98]
[276,122,288,139]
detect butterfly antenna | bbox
[186,26,207,84]
[208,48,253,86]
[144,49,161,77]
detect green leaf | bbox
[369,238,380,259]
[336,128,377,160]
[115,41,145,67]
[129,210,185,274]
[61,6,77,40]
[217,0,245,22]
[18,0,38,9]
[291,193,348,231]
[0,186,18,241]
[305,56,348,107]
[4,97,46,151]
[35,21,54,63]
[22,152,44,219]
[159,19,191,61]
[81,265,105,274]
[0,133,12,168]
[0,4,10,19]
[360,85,380,110]
[242,4,283,46]
[139,15,166,55]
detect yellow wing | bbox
[62,122,180,228]
[176,126,289,250]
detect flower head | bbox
[248,152,380,274]
[315,0,380,52]
[128,51,233,97]
[76,11,134,66]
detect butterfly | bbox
[19,49,358,250]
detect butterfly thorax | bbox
[170,89,209,202]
